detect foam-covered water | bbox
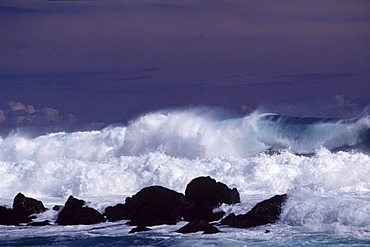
[0,110,369,246]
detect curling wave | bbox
[1,109,369,159]
[121,110,370,157]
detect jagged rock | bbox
[55,195,106,225]
[0,193,47,226]
[129,226,151,233]
[220,194,287,228]
[13,193,47,216]
[104,203,130,222]
[183,176,240,222]
[0,205,30,225]
[176,219,220,234]
[124,186,185,226]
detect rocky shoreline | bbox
[0,176,287,234]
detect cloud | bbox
[239,104,254,113]
[8,101,26,112]
[0,0,368,124]
[26,104,36,114]
[333,94,358,110]
[41,107,60,122]
[0,110,5,123]
[0,100,78,128]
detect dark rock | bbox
[0,206,9,216]
[0,205,30,225]
[220,194,287,228]
[13,193,47,216]
[55,195,106,225]
[27,220,51,226]
[0,192,47,225]
[52,205,61,211]
[176,219,220,234]
[129,226,151,233]
[183,176,240,222]
[125,186,185,227]
[104,203,130,222]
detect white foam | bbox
[0,110,369,234]
[282,191,370,232]
[0,135,369,198]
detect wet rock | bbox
[183,176,240,222]
[104,203,130,222]
[220,194,287,228]
[176,219,220,234]
[13,193,47,216]
[0,205,30,225]
[27,220,51,226]
[125,186,185,226]
[0,193,47,226]
[129,226,151,233]
[52,205,61,211]
[55,195,106,225]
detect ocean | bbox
[0,109,369,246]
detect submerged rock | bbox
[183,176,240,222]
[56,195,106,225]
[125,186,185,226]
[220,194,287,228]
[176,219,220,234]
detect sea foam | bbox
[0,110,369,199]
[0,110,369,244]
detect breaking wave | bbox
[0,109,369,236]
[0,109,369,198]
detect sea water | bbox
[0,109,369,246]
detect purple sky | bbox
[1,0,369,125]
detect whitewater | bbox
[0,109,370,246]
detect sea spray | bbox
[0,109,369,245]
[0,110,369,198]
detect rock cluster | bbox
[0,193,47,225]
[0,176,287,234]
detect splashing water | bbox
[0,109,369,245]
